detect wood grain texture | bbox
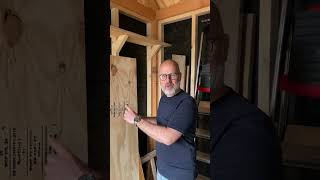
[172,54,186,90]
[218,0,242,92]
[110,55,140,180]
[0,0,86,179]
[242,14,256,100]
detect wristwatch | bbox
[78,174,96,180]
[134,115,141,126]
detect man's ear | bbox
[178,72,182,81]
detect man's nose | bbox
[165,75,172,83]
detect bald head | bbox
[160,59,180,73]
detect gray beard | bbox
[161,81,181,97]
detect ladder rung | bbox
[197,151,210,164]
[196,128,210,139]
[198,101,210,114]
[197,174,210,180]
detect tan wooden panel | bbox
[0,1,86,179]
[172,54,186,91]
[110,55,140,180]
[242,14,256,100]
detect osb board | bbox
[172,54,186,91]
[0,1,87,179]
[110,55,140,180]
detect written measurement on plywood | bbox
[0,124,60,178]
[110,102,130,118]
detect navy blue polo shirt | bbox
[156,90,198,180]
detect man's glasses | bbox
[159,73,179,81]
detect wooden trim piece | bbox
[150,158,157,180]
[111,8,119,27]
[110,26,170,47]
[258,0,271,114]
[111,35,128,55]
[155,0,166,9]
[110,0,156,22]
[197,151,210,164]
[150,45,161,58]
[141,150,157,164]
[156,0,210,21]
[158,6,209,25]
[190,14,198,98]
[186,65,190,93]
[242,14,256,100]
[157,23,164,103]
[198,101,210,114]
[196,128,210,139]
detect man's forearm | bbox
[136,118,180,146]
[141,117,157,125]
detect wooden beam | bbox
[258,0,272,114]
[110,26,170,47]
[186,65,190,93]
[150,158,157,180]
[155,0,166,9]
[141,150,156,164]
[242,14,256,100]
[150,45,161,58]
[158,6,209,27]
[156,0,210,20]
[111,34,128,55]
[111,8,119,27]
[111,0,156,22]
[190,14,198,98]
[218,0,242,92]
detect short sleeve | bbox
[167,97,196,134]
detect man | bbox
[209,2,282,180]
[124,60,198,180]
[44,60,197,180]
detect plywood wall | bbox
[110,55,140,180]
[172,54,186,90]
[0,1,87,179]
[218,0,242,92]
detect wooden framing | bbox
[158,6,210,98]
[191,14,198,98]
[111,8,120,27]
[258,0,272,114]
[111,26,170,48]
[156,0,210,20]
[112,35,128,56]
[242,14,256,100]
[111,0,156,22]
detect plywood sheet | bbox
[242,14,256,100]
[110,55,140,180]
[172,54,186,91]
[218,0,242,91]
[0,1,86,179]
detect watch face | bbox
[79,174,96,180]
[134,116,141,123]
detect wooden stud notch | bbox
[149,44,161,58]
[112,34,128,56]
